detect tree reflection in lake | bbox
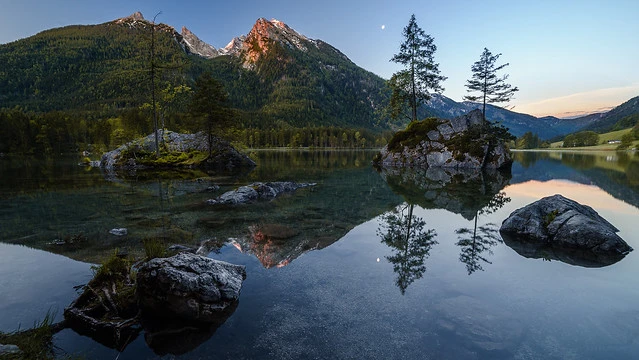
[455,191,510,275]
[377,203,437,295]
[377,166,512,278]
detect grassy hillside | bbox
[549,127,638,150]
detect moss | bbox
[117,147,209,168]
[544,209,559,228]
[387,118,441,153]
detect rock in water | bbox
[207,181,316,205]
[109,228,128,236]
[136,253,246,323]
[374,109,512,169]
[100,130,256,171]
[500,194,633,257]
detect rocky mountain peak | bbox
[180,26,219,59]
[115,11,146,25]
[238,17,315,64]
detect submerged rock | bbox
[109,228,128,236]
[136,253,246,323]
[374,109,512,170]
[207,181,316,205]
[500,195,633,264]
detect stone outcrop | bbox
[500,195,633,264]
[136,253,246,323]
[207,181,316,205]
[374,110,512,170]
[100,130,255,171]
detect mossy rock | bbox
[387,118,441,153]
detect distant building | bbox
[607,140,622,144]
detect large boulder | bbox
[207,181,316,205]
[136,253,246,323]
[500,195,633,261]
[374,109,512,170]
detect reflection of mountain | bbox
[226,165,403,268]
[511,151,639,209]
[378,167,511,220]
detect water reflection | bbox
[377,204,437,295]
[378,167,511,220]
[141,302,238,356]
[511,151,639,208]
[455,191,510,275]
[0,151,403,267]
[500,231,628,268]
[376,167,512,289]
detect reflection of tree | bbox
[377,204,437,294]
[455,192,510,275]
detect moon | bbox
[381,25,386,30]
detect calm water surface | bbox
[1,150,638,359]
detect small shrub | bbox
[90,250,130,286]
[543,209,559,228]
[142,238,167,260]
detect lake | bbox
[1,150,638,359]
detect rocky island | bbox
[373,110,513,170]
[100,130,255,172]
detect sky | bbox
[1,0,638,118]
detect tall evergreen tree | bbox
[464,48,519,123]
[190,72,231,156]
[389,14,446,122]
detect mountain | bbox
[423,94,596,139]
[0,13,389,131]
[577,95,639,133]
[0,12,608,139]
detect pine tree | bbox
[389,14,446,122]
[464,48,519,124]
[190,72,231,156]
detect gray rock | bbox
[207,182,316,205]
[136,253,246,323]
[0,344,22,356]
[500,195,633,257]
[109,228,128,236]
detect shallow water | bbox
[1,150,638,359]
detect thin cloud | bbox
[517,84,639,118]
